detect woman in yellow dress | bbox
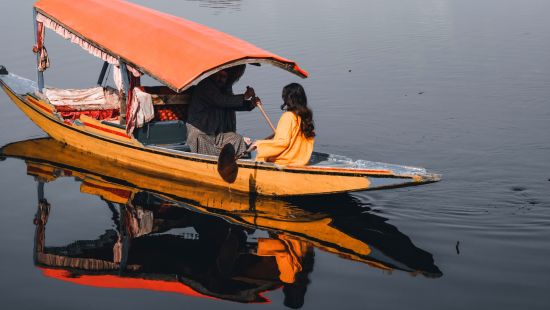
[251,83,315,166]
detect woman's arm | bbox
[255,112,296,160]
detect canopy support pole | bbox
[120,62,130,92]
[34,180,48,263]
[37,181,44,201]
[118,203,131,273]
[119,62,130,126]
[96,61,109,86]
[33,9,44,92]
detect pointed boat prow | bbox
[0,65,8,75]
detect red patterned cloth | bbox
[57,108,119,121]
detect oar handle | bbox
[256,102,276,133]
[235,151,249,161]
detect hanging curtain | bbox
[32,21,50,72]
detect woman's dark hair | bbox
[281,83,315,138]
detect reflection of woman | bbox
[257,234,314,309]
[257,234,310,283]
[186,65,256,156]
[253,83,315,166]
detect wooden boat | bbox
[1,137,443,283]
[0,0,440,196]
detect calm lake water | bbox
[1,0,549,309]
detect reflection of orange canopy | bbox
[40,268,273,303]
[34,0,308,92]
[40,268,216,299]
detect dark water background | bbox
[1,0,549,309]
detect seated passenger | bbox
[252,83,315,166]
[186,65,256,156]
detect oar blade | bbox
[218,144,238,183]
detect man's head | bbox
[212,70,229,88]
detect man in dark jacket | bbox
[186,67,256,156]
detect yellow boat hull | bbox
[1,72,439,196]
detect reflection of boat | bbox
[1,138,442,307]
[33,198,301,304]
[0,0,440,196]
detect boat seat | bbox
[155,143,192,153]
[134,120,188,146]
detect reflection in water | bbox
[186,0,242,11]
[2,138,441,308]
[34,194,311,304]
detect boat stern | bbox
[365,171,441,191]
[306,153,442,192]
[414,172,442,183]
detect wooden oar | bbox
[218,97,276,183]
[256,102,276,133]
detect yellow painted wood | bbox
[26,162,58,182]
[79,115,135,143]
[79,178,136,204]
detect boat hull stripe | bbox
[82,122,130,139]
[27,96,53,113]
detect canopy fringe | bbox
[36,12,142,77]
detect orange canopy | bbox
[34,0,308,92]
